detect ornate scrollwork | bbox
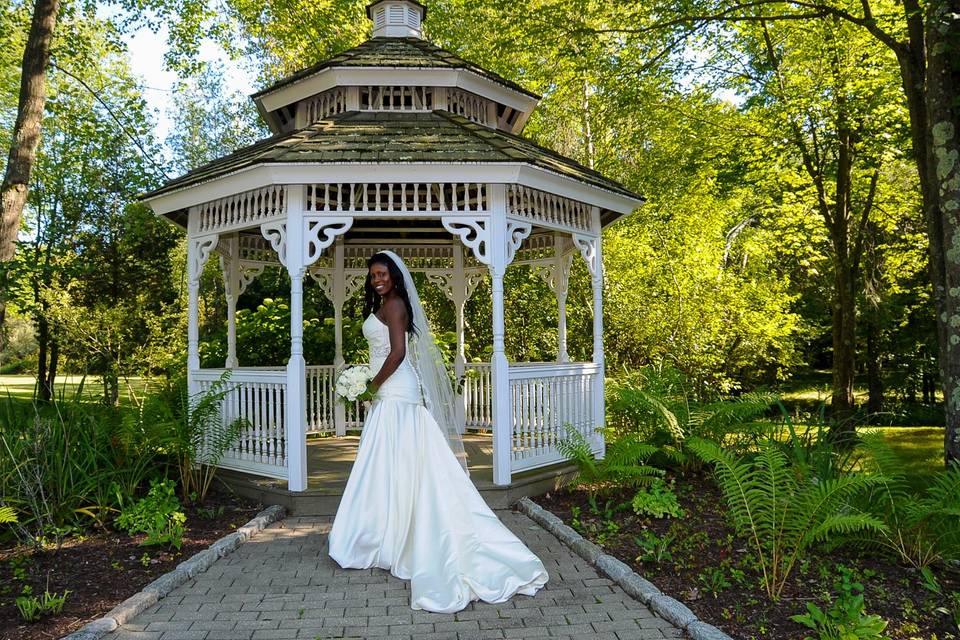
[190,235,219,285]
[572,233,599,276]
[260,221,287,267]
[345,272,367,298]
[309,271,334,301]
[304,216,352,267]
[237,263,265,295]
[531,253,573,297]
[442,217,490,265]
[506,220,532,264]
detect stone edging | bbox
[516,497,732,640]
[60,504,287,640]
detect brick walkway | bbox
[102,510,686,640]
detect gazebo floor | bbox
[214,431,579,515]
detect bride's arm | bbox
[371,300,408,387]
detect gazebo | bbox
[143,0,643,493]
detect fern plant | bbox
[608,366,776,469]
[555,426,666,497]
[855,431,960,568]
[686,436,888,600]
[140,371,247,502]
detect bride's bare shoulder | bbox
[381,298,409,326]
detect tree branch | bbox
[49,61,170,180]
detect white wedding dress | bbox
[327,313,549,613]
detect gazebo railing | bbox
[193,360,599,478]
[194,368,288,479]
[508,362,602,472]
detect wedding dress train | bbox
[328,313,549,613]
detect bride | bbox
[327,250,549,613]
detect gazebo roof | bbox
[143,111,642,203]
[251,37,540,103]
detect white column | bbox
[590,207,606,460]
[453,243,467,379]
[555,233,571,364]
[286,187,308,492]
[489,186,512,486]
[333,240,347,436]
[221,234,240,369]
[187,234,201,398]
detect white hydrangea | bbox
[336,365,373,403]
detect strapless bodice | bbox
[362,313,421,404]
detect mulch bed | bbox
[538,471,960,640]
[0,488,263,640]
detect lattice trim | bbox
[507,185,592,232]
[303,87,348,122]
[306,183,487,213]
[360,85,433,111]
[445,88,492,125]
[197,186,286,234]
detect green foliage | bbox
[556,426,665,497]
[0,385,160,549]
[139,371,245,502]
[15,588,71,623]
[633,529,675,565]
[790,566,888,640]
[630,478,684,519]
[200,298,366,367]
[606,365,776,463]
[115,478,187,549]
[686,435,888,600]
[855,432,960,568]
[0,504,16,524]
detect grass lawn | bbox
[0,374,155,406]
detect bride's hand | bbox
[357,381,379,402]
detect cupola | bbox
[367,0,426,38]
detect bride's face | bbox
[369,262,394,297]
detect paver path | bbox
[102,510,686,640]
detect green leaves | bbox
[687,434,888,600]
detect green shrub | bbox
[687,435,888,600]
[631,478,684,518]
[115,478,186,549]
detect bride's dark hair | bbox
[363,252,417,335]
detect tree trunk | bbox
[925,0,960,464]
[865,313,883,418]
[0,0,61,334]
[831,258,857,425]
[36,314,50,402]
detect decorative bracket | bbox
[190,234,219,285]
[260,221,287,267]
[305,216,353,267]
[572,233,599,277]
[428,270,486,305]
[506,220,532,264]
[443,216,490,265]
[532,253,574,297]
[237,263,265,295]
[309,271,334,302]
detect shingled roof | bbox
[143,111,641,203]
[251,38,540,102]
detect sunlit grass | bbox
[0,374,156,407]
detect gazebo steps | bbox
[212,432,579,515]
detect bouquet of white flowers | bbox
[335,365,374,404]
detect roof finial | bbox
[366,0,427,39]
